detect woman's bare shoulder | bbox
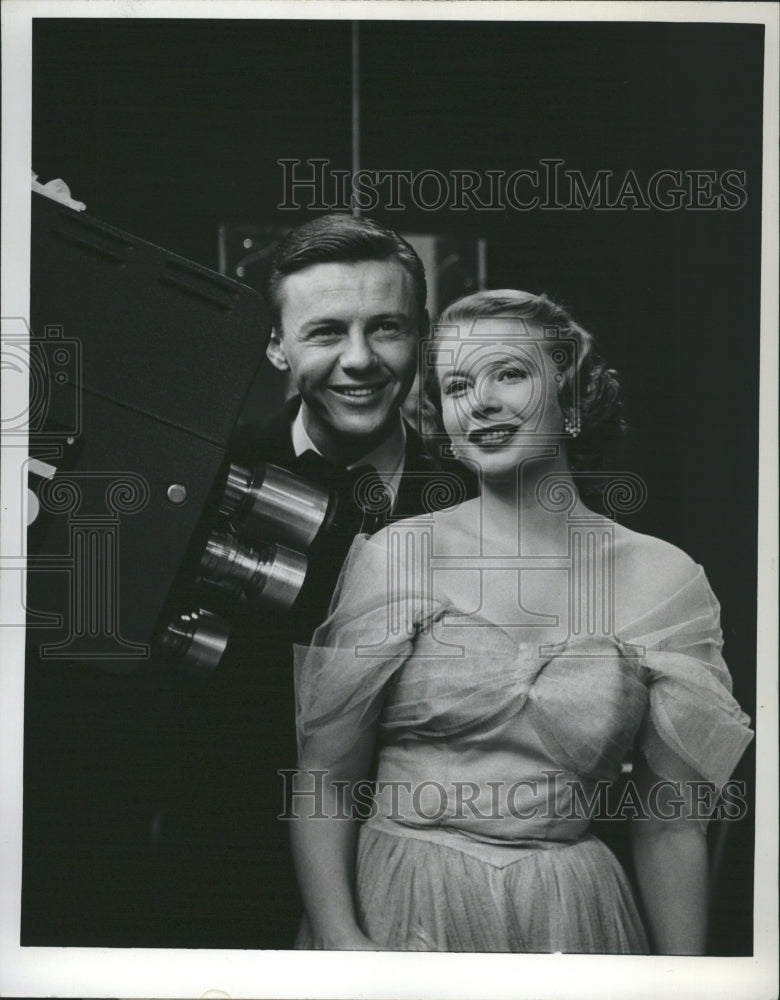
[612,523,701,623]
[378,497,481,537]
[365,498,482,567]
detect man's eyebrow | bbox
[298,317,345,332]
[299,311,412,333]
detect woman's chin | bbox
[472,458,523,484]
[460,445,544,480]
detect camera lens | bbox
[219,462,332,550]
[197,530,307,610]
[156,608,231,677]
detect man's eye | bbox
[307,327,340,341]
[373,321,405,336]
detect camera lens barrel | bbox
[198,530,307,610]
[219,462,331,551]
[158,462,329,679]
[157,609,231,677]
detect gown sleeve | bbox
[293,528,441,767]
[621,567,753,792]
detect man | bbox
[264,214,425,468]
[233,213,458,638]
[168,214,473,948]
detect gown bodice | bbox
[369,616,650,842]
[295,533,753,847]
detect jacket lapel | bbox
[230,397,300,469]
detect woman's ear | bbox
[266,329,290,371]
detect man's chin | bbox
[301,398,403,459]
[320,395,387,426]
[331,414,393,443]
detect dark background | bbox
[27,18,762,953]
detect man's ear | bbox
[266,328,290,371]
[419,309,431,339]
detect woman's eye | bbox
[498,367,529,381]
[443,379,469,396]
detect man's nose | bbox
[339,330,378,371]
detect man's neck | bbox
[297,403,405,468]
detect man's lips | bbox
[467,423,522,446]
[328,383,389,399]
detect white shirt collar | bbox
[291,403,407,495]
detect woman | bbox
[289,290,753,954]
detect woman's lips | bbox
[467,423,522,447]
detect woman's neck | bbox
[477,450,590,556]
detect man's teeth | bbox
[334,386,382,397]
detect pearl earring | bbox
[564,416,580,437]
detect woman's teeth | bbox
[470,426,518,446]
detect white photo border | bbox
[1,2,777,998]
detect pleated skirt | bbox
[297,821,649,953]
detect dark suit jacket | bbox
[231,397,474,636]
[168,398,476,948]
[231,394,467,520]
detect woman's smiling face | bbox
[437,317,567,478]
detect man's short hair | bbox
[264,213,428,331]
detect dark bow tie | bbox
[293,451,393,534]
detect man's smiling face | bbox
[267,259,421,460]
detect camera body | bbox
[23,192,272,669]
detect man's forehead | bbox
[279,259,415,317]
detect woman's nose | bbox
[468,377,502,416]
